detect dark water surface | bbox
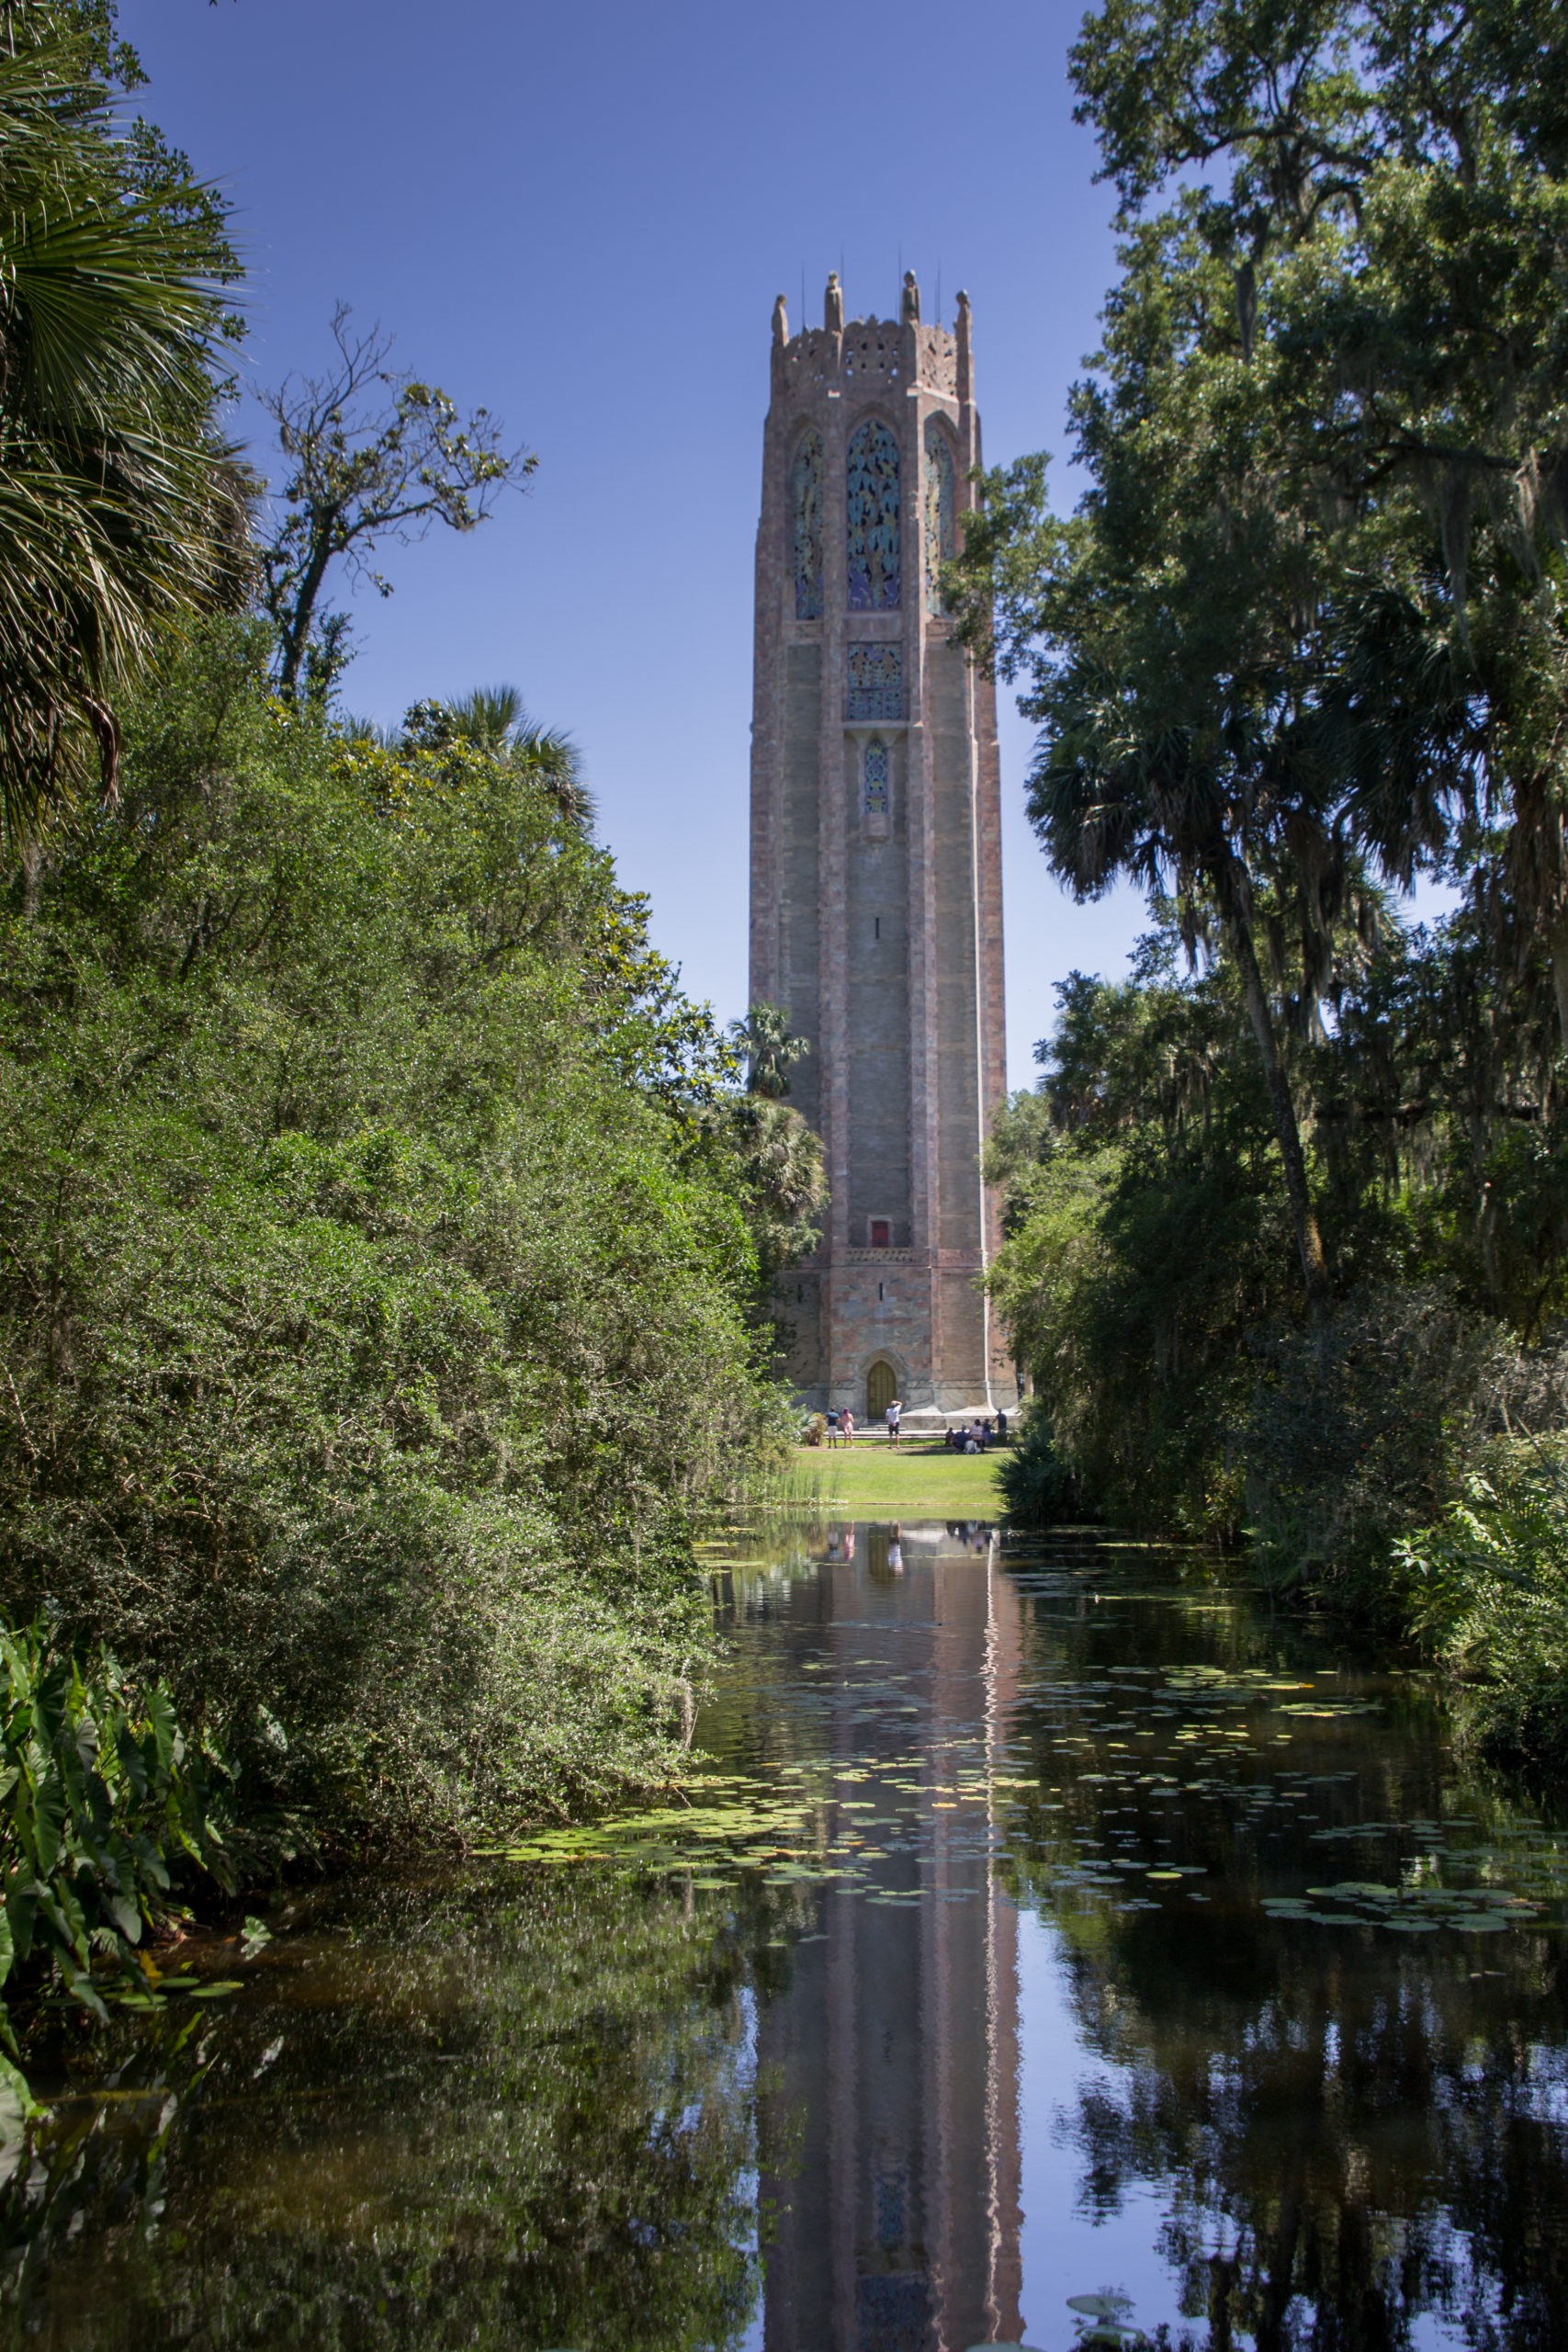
[9,1519,1568,2350]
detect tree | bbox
[949,0,1568,1309]
[732,1001,809,1100]
[1063,0,1568,1032]
[260,306,533,700]
[0,28,246,843]
[401,684,596,833]
[711,1007,825,1322]
[0,623,781,1841]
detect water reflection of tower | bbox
[757,1524,1024,2351]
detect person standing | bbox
[826,1406,840,1449]
[841,1408,856,1447]
[886,1398,902,1446]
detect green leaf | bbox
[145,1686,177,1780]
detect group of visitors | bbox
[824,1398,1010,1451]
[829,1398,906,1443]
[943,1410,1009,1454]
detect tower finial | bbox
[825,271,844,334]
[902,270,920,325]
[956,288,973,401]
[773,293,788,345]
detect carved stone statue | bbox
[902,270,920,325]
[825,272,844,334]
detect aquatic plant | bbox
[0,1620,232,2123]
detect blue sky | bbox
[129,0,1155,1089]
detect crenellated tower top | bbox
[769,273,970,405]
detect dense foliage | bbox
[956,0,1568,1759]
[987,906,1568,1753]
[0,628,784,1848]
[0,5,245,842]
[0,1620,229,2120]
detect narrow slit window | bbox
[863,739,889,823]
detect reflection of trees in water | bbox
[1002,1574,1568,2348]
[1056,1929,1568,2349]
[3,1869,767,2351]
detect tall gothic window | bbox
[863,738,890,820]
[923,419,955,613]
[846,420,900,610]
[792,430,824,619]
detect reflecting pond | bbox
[8,1518,1568,2349]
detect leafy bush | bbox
[0,628,777,1844]
[998,1409,1089,1525]
[1398,1442,1568,1766]
[0,1621,231,2114]
[1238,1289,1511,1605]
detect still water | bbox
[8,1518,1568,2350]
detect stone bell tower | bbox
[749,272,1014,1419]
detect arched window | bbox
[792,430,824,619]
[847,419,900,610]
[923,419,955,614]
[863,738,889,822]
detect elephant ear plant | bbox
[0,1623,233,2126]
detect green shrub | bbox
[1398,1441,1568,1764]
[0,628,776,1844]
[0,1621,230,2114]
[1238,1289,1510,1604]
[998,1410,1089,1525]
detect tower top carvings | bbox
[769,273,964,401]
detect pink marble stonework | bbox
[750,275,1017,1418]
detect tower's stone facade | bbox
[749,274,1014,1417]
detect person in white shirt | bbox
[886,1398,902,1446]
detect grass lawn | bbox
[779,1439,1007,1519]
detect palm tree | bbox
[0,36,246,845]
[730,1002,809,1100]
[438,684,595,834]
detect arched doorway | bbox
[865,1359,897,1421]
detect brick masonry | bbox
[750,276,1018,1416]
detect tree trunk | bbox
[276,534,334,697]
[1227,912,1331,1315]
[1550,913,1568,1056]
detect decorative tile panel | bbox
[845,643,904,720]
[846,419,900,610]
[792,429,824,619]
[924,418,956,614]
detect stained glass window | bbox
[846,644,903,720]
[863,738,890,820]
[846,420,900,610]
[924,419,955,613]
[792,430,823,619]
